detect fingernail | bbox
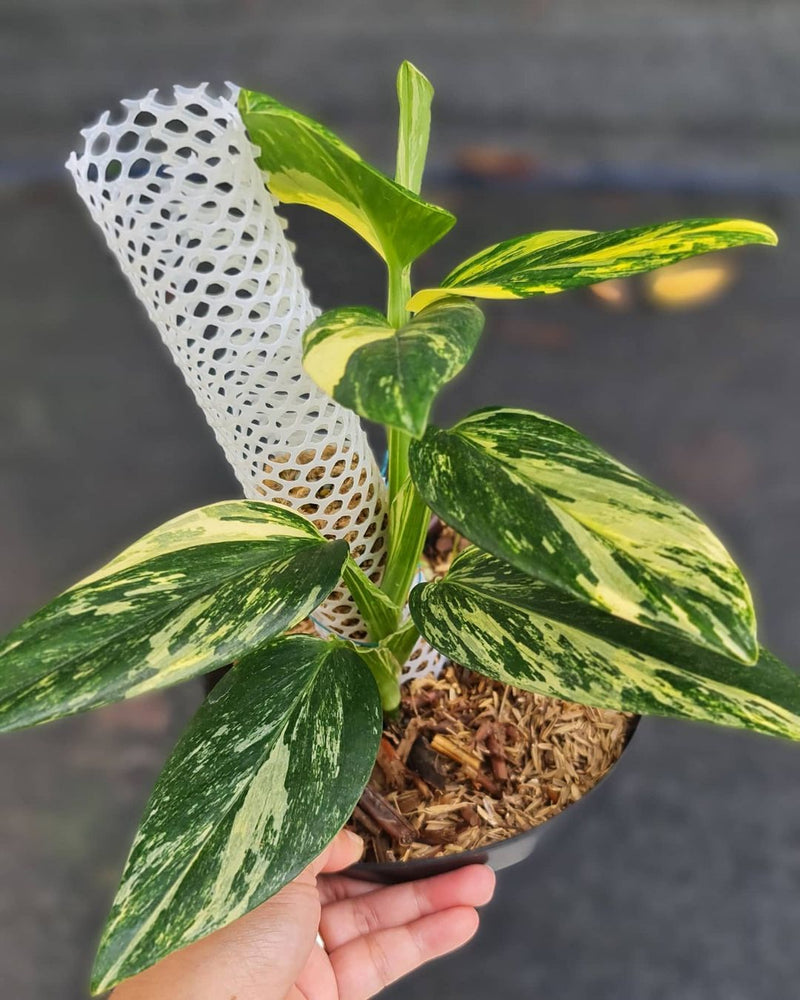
[344,829,364,850]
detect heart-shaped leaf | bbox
[238,88,454,268]
[0,501,347,730]
[410,548,800,741]
[407,218,776,310]
[409,408,756,662]
[91,635,381,993]
[303,297,484,437]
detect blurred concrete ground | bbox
[2,3,800,998]
[3,0,800,179]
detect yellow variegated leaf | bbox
[409,408,757,663]
[0,501,347,730]
[410,548,800,741]
[302,298,484,437]
[407,218,776,310]
[91,636,381,993]
[238,87,454,268]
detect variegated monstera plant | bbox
[2,62,798,993]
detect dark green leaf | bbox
[410,548,800,740]
[0,501,347,730]
[91,635,381,993]
[409,408,756,662]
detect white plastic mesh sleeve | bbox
[66,82,444,678]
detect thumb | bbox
[307,828,364,880]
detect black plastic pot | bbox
[344,715,640,885]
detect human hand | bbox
[112,829,496,1000]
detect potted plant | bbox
[2,62,797,994]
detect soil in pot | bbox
[346,662,635,863]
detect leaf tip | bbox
[89,950,115,997]
[761,223,779,246]
[735,629,761,667]
[397,59,432,90]
[726,218,778,247]
[236,87,253,115]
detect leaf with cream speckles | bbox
[410,548,800,741]
[409,408,756,663]
[302,297,484,437]
[91,635,381,993]
[0,501,348,731]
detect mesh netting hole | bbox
[117,130,140,154]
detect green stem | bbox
[387,426,410,505]
[342,558,400,641]
[381,128,432,607]
[383,259,429,609]
[386,259,412,502]
[358,646,402,713]
[349,64,435,710]
[386,617,422,668]
[381,477,429,608]
[384,258,415,565]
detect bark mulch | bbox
[348,662,635,863]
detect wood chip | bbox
[357,785,416,846]
[376,737,409,790]
[430,733,483,772]
[430,733,500,796]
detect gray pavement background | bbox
[3,1,800,178]
[2,4,800,998]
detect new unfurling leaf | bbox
[395,60,434,196]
